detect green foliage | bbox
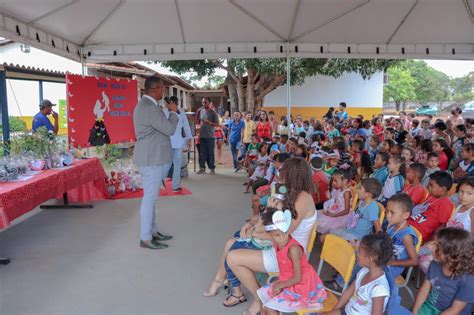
[10,127,59,158]
[450,72,474,102]
[201,75,226,89]
[8,116,27,132]
[400,60,451,104]
[159,58,399,87]
[0,116,27,133]
[384,67,416,107]
[95,144,123,165]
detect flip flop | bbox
[223,293,247,307]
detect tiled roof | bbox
[1,62,66,77]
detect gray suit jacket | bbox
[132,96,179,166]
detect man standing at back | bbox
[198,97,219,174]
[133,76,178,250]
[32,99,59,134]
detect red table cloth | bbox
[0,158,107,229]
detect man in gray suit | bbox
[133,76,179,250]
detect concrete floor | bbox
[0,166,256,315]
[0,151,417,314]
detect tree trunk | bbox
[236,78,245,113]
[395,101,400,112]
[255,75,285,104]
[226,76,238,114]
[402,101,406,111]
[246,65,256,114]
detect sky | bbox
[139,59,473,88]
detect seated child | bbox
[390,143,404,156]
[371,152,390,186]
[269,134,281,153]
[379,155,405,205]
[327,178,383,245]
[335,141,350,169]
[317,168,353,234]
[447,176,474,233]
[410,171,454,243]
[327,120,340,143]
[453,143,474,181]
[452,124,469,163]
[410,171,454,273]
[369,135,381,164]
[257,206,327,314]
[412,228,474,315]
[310,156,329,208]
[252,153,290,215]
[244,143,270,193]
[322,152,339,181]
[403,162,427,205]
[422,152,440,186]
[279,134,288,153]
[385,193,419,277]
[321,233,392,315]
[401,147,415,169]
[295,143,308,160]
[243,134,260,169]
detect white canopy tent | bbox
[0,0,472,62]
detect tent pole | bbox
[0,70,10,156]
[286,42,291,123]
[39,80,44,102]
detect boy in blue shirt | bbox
[328,178,382,245]
[372,152,390,186]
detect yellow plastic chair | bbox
[448,184,457,196]
[422,187,429,203]
[267,223,318,284]
[350,187,358,210]
[377,202,386,226]
[396,226,423,301]
[297,234,356,314]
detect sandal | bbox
[324,279,343,293]
[203,278,229,297]
[223,293,247,307]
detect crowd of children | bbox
[230,106,474,314]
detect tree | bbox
[157,58,398,114]
[450,72,474,102]
[402,60,451,106]
[384,67,416,111]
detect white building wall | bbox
[263,72,384,108]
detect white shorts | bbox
[262,247,279,273]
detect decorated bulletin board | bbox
[66,74,138,148]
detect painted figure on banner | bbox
[88,91,111,146]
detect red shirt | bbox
[257,121,272,141]
[373,125,384,142]
[402,183,426,205]
[408,195,453,241]
[311,171,329,204]
[438,151,448,170]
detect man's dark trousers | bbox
[199,137,215,170]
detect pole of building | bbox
[0,70,9,156]
[38,80,44,102]
[286,42,291,122]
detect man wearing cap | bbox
[32,99,58,134]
